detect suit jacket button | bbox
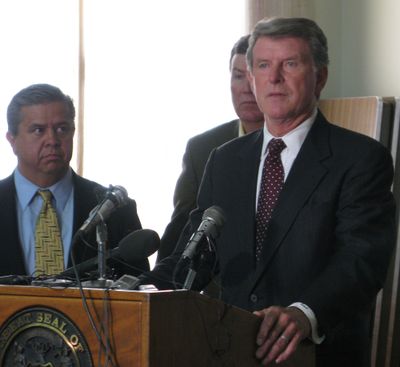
[250,294,258,303]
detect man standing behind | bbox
[0,83,149,278]
[157,35,264,261]
[142,18,396,366]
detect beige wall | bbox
[246,0,400,98]
[317,0,400,98]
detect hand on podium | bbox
[254,306,311,365]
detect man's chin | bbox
[42,164,69,177]
[238,109,264,124]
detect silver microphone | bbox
[182,205,226,261]
[78,185,129,235]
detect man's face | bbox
[248,36,327,126]
[7,101,75,187]
[230,53,264,125]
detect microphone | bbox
[181,206,225,290]
[0,275,32,285]
[182,205,226,261]
[60,229,160,278]
[77,185,129,236]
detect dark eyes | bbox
[57,125,73,134]
[285,60,297,68]
[31,125,73,136]
[232,72,246,80]
[256,60,298,70]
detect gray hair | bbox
[7,83,75,135]
[246,17,329,71]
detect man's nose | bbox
[45,129,60,145]
[268,65,283,83]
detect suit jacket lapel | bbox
[253,114,332,282]
[0,174,28,274]
[234,131,263,258]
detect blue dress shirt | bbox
[14,168,74,275]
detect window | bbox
[1,1,245,265]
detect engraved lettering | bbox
[59,321,67,334]
[0,308,92,365]
[70,334,84,352]
[43,313,52,324]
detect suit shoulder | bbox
[215,128,261,154]
[327,121,390,154]
[73,174,104,196]
[0,175,16,202]
[187,120,239,148]
[73,173,137,207]
[0,174,14,191]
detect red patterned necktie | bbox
[255,138,286,261]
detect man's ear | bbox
[315,66,328,99]
[6,131,17,154]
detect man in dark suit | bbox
[141,18,396,366]
[157,35,264,261]
[1,83,149,279]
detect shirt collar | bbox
[14,168,73,210]
[261,108,317,157]
[238,120,245,137]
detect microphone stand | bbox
[182,255,200,290]
[182,235,213,290]
[81,221,114,288]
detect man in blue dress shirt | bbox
[0,83,148,278]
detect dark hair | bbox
[229,34,250,69]
[246,17,329,71]
[7,83,75,135]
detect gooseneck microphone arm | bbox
[66,185,129,287]
[96,221,108,281]
[181,205,225,290]
[182,244,208,290]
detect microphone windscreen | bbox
[107,185,129,207]
[119,229,160,262]
[202,205,226,228]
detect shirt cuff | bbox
[289,302,325,344]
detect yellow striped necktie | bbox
[35,190,65,275]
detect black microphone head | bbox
[107,185,129,207]
[201,205,226,239]
[202,205,226,228]
[118,229,160,263]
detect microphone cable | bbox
[69,233,118,367]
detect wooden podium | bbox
[0,285,314,366]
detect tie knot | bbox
[268,138,286,155]
[38,190,53,203]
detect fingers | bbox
[254,306,310,365]
[275,332,302,364]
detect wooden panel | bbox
[319,96,395,147]
[319,96,381,139]
[0,285,149,366]
[148,290,315,367]
[381,97,400,367]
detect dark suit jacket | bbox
[0,171,149,277]
[157,119,240,261]
[146,112,396,366]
